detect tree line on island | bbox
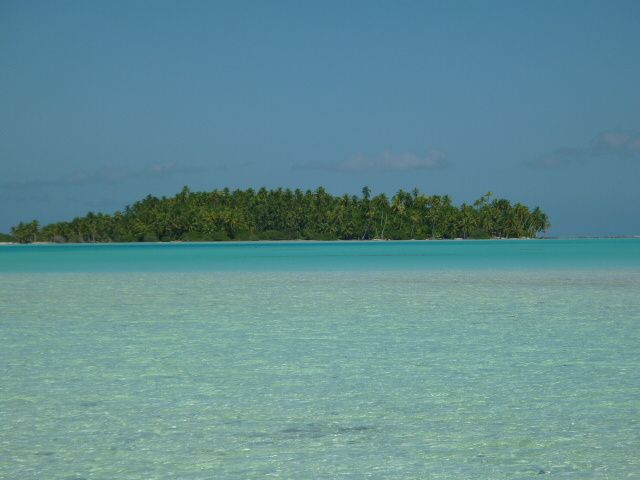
[8,186,550,243]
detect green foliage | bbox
[142,232,159,242]
[302,230,338,241]
[258,230,298,241]
[469,229,491,239]
[181,231,229,242]
[0,232,15,242]
[11,220,39,243]
[232,230,260,241]
[14,186,551,243]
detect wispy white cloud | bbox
[531,130,640,169]
[297,150,449,172]
[592,130,640,157]
[0,162,207,189]
[530,147,585,168]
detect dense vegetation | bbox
[10,186,550,243]
[0,232,15,242]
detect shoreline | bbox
[1,236,639,246]
[4,238,534,246]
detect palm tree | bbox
[11,220,39,243]
[14,186,550,242]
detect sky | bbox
[1,0,639,236]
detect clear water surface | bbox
[1,239,639,478]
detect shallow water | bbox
[1,239,640,273]
[1,240,639,478]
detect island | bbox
[8,186,550,243]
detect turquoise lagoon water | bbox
[1,239,639,479]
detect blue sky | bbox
[1,0,639,236]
